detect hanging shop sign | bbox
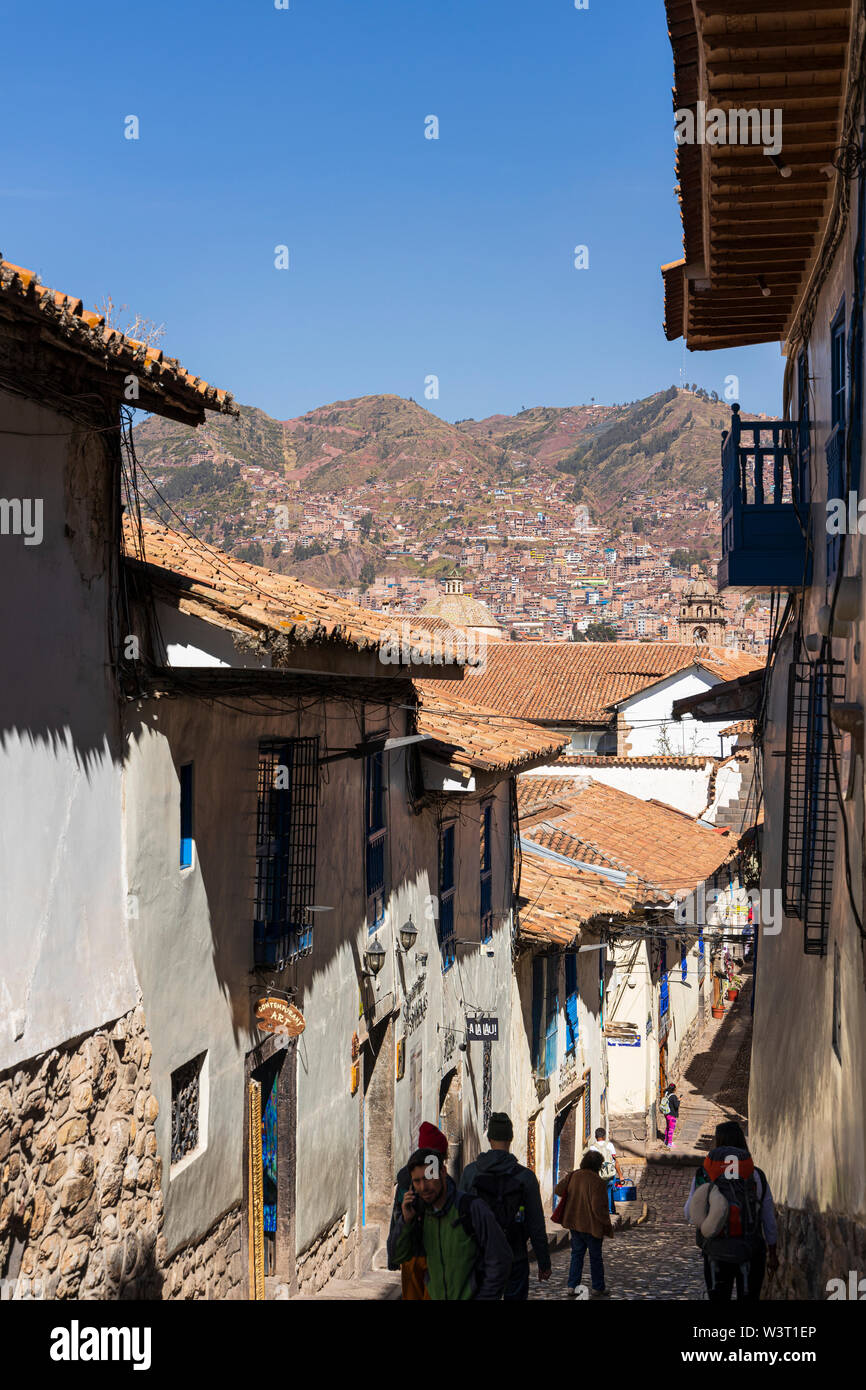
[255,997,306,1038]
[466,1015,499,1042]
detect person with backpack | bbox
[659,1083,679,1146]
[554,1148,615,1298]
[586,1128,624,1214]
[685,1121,778,1301]
[388,1146,513,1300]
[460,1111,551,1300]
[387,1121,450,1299]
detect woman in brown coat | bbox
[554,1148,614,1297]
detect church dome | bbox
[421,569,502,631]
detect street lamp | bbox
[399,916,418,953]
[364,938,386,977]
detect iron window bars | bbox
[781,658,844,956]
[254,738,319,968]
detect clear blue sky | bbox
[3,0,783,422]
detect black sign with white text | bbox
[466,1015,499,1042]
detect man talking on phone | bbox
[388,1147,513,1300]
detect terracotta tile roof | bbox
[414,684,568,773]
[125,519,477,668]
[554,753,716,769]
[430,641,763,725]
[517,852,637,947]
[0,257,238,424]
[719,720,754,739]
[517,774,734,899]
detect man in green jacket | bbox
[388,1147,513,1300]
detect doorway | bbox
[243,1037,297,1295]
[438,1063,463,1177]
[552,1103,577,1199]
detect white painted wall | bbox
[618,668,739,758]
[0,388,137,1071]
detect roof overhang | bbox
[671,666,764,722]
[662,1,853,351]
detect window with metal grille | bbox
[564,952,579,1055]
[171,1053,205,1165]
[582,1070,592,1146]
[781,658,844,955]
[544,957,559,1078]
[365,750,387,930]
[254,738,319,967]
[180,762,194,869]
[480,801,493,941]
[482,1040,492,1129]
[438,820,456,970]
[827,307,847,582]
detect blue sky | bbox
[3,0,783,422]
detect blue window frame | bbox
[438,821,456,970]
[659,945,669,1020]
[831,303,846,431]
[480,801,493,941]
[698,926,705,979]
[180,763,194,868]
[564,953,579,1055]
[545,959,559,1078]
[531,958,545,1073]
[365,751,387,930]
[681,941,688,983]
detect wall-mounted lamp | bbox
[399,916,418,952]
[767,153,791,179]
[756,275,771,298]
[363,938,386,978]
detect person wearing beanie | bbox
[460,1111,551,1300]
[388,1122,450,1299]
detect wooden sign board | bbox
[255,997,306,1037]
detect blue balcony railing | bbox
[718,404,811,593]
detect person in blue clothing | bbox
[461,1111,551,1300]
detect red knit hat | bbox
[418,1122,449,1154]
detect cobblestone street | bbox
[532,978,753,1301]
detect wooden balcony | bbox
[717,405,811,594]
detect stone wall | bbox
[0,1003,162,1299]
[161,1206,243,1301]
[0,1000,243,1301]
[770,1203,866,1301]
[295,1214,356,1294]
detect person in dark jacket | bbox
[460,1111,551,1300]
[388,1147,513,1300]
[388,1122,450,1299]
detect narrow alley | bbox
[535,977,754,1300]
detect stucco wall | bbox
[619,670,738,758]
[0,387,136,1072]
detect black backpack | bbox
[697,1166,765,1265]
[471,1172,526,1248]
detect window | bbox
[564,953,579,1055]
[681,941,688,983]
[582,1069,592,1146]
[827,306,847,583]
[659,944,669,1020]
[531,957,545,1073]
[254,738,319,967]
[698,926,705,981]
[796,349,811,507]
[171,1053,205,1166]
[180,762,194,868]
[365,750,387,930]
[438,821,456,970]
[782,656,844,955]
[545,958,559,1078]
[480,801,493,941]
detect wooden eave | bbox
[661,1,852,350]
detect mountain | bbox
[131,387,738,582]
